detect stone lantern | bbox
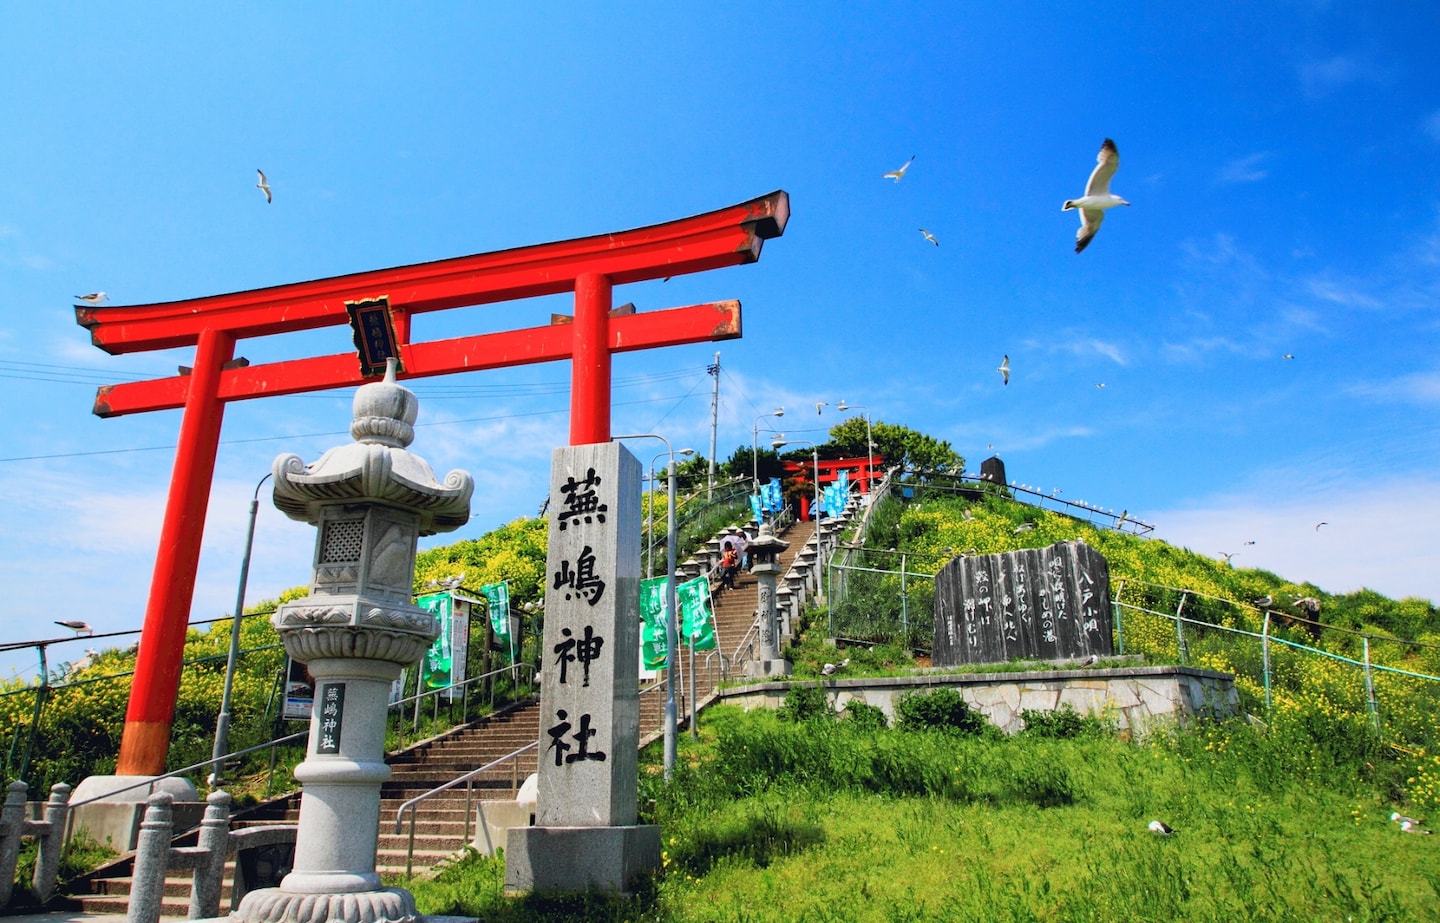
[746,521,790,677]
[234,359,473,923]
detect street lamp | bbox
[647,447,694,579]
[772,435,821,524]
[209,471,273,788]
[613,433,692,779]
[835,400,874,494]
[751,407,785,494]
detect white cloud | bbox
[1422,108,1440,144]
[1216,152,1271,185]
[1346,370,1440,406]
[1150,477,1440,604]
[1298,52,1388,99]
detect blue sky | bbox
[4,3,1440,677]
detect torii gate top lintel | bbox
[76,190,789,355]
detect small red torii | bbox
[77,191,789,776]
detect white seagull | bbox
[919,228,939,246]
[1392,812,1425,826]
[256,169,272,204]
[997,354,1011,385]
[883,155,915,183]
[1063,138,1129,253]
[1401,820,1434,835]
[55,620,93,637]
[75,292,108,304]
[1148,820,1176,835]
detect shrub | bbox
[777,684,833,723]
[842,700,888,731]
[1019,704,1112,740]
[895,687,990,736]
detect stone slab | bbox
[503,825,661,895]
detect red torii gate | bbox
[78,191,789,776]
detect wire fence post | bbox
[1362,637,1380,733]
[1174,592,1189,665]
[1261,611,1272,721]
[1113,580,1125,655]
[899,553,909,644]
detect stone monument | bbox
[932,540,1112,667]
[232,358,473,923]
[504,442,660,894]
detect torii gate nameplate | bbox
[77,191,788,775]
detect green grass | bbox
[404,705,1440,922]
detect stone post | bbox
[233,359,472,923]
[746,522,791,677]
[504,443,660,894]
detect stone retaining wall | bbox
[718,664,1239,736]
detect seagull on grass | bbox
[75,292,108,304]
[883,156,915,183]
[1392,812,1425,827]
[821,658,850,676]
[256,169,272,204]
[998,355,1011,385]
[1063,138,1129,253]
[1401,821,1434,835]
[1148,820,1176,835]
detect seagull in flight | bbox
[1218,551,1236,563]
[998,355,1011,385]
[75,292,108,304]
[919,228,938,246]
[1063,138,1129,253]
[883,155,915,183]
[1283,354,1295,360]
[1315,521,1328,531]
[256,169,272,204]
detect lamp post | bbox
[751,407,784,497]
[773,436,821,524]
[209,471,273,788]
[613,433,692,779]
[647,448,694,579]
[835,400,873,493]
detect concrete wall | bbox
[717,664,1239,737]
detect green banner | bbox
[678,576,717,651]
[417,592,453,688]
[639,576,670,670]
[481,582,511,638]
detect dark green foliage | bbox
[1019,704,1113,740]
[776,684,833,723]
[842,700,888,730]
[895,687,990,736]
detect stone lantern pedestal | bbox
[232,360,472,923]
[746,522,791,678]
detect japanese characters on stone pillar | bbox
[233,359,472,923]
[505,443,660,894]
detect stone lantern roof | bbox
[747,520,788,563]
[271,359,473,532]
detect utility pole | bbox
[707,352,720,499]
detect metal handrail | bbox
[67,730,309,809]
[391,740,538,878]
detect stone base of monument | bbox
[68,774,201,852]
[232,885,465,923]
[504,825,660,895]
[746,659,792,679]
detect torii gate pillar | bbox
[76,192,788,776]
